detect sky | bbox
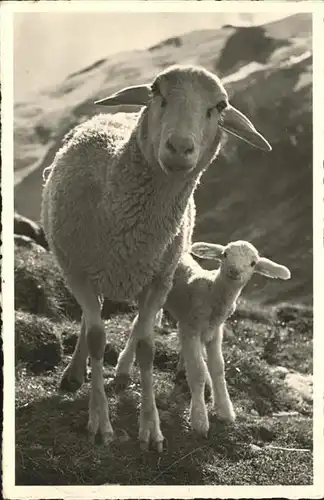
[13,11,288,101]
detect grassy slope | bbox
[15,246,313,486]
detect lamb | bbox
[121,240,290,436]
[161,240,291,435]
[41,64,271,451]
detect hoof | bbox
[218,411,236,423]
[101,431,115,446]
[217,405,236,423]
[139,437,164,453]
[192,428,209,439]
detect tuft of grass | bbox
[233,298,276,324]
[276,302,313,323]
[15,311,63,373]
[15,245,81,321]
[262,303,313,374]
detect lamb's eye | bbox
[216,100,228,113]
[223,251,227,258]
[251,260,256,267]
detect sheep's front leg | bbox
[205,327,236,422]
[116,283,168,451]
[64,277,114,445]
[137,285,169,451]
[179,328,209,437]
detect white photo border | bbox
[1,1,323,498]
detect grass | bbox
[14,245,313,486]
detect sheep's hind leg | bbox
[113,314,139,391]
[114,307,164,391]
[64,276,114,445]
[175,351,186,381]
[206,328,236,422]
[60,314,88,392]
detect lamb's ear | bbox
[95,84,152,107]
[191,242,225,261]
[255,257,291,280]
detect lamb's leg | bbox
[176,346,213,402]
[60,314,88,392]
[180,328,209,437]
[63,276,114,445]
[205,327,236,422]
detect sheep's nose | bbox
[166,135,195,157]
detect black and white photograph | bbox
[1,0,323,498]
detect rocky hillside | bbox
[14,13,312,305]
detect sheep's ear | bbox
[95,84,152,107]
[219,104,272,152]
[255,257,291,280]
[191,242,225,261]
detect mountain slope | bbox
[14,13,312,305]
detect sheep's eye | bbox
[251,260,256,267]
[207,100,228,118]
[151,80,160,95]
[160,96,167,108]
[152,80,167,108]
[206,107,214,119]
[223,251,227,258]
[216,100,228,113]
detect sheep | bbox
[41,64,271,451]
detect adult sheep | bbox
[41,64,271,451]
